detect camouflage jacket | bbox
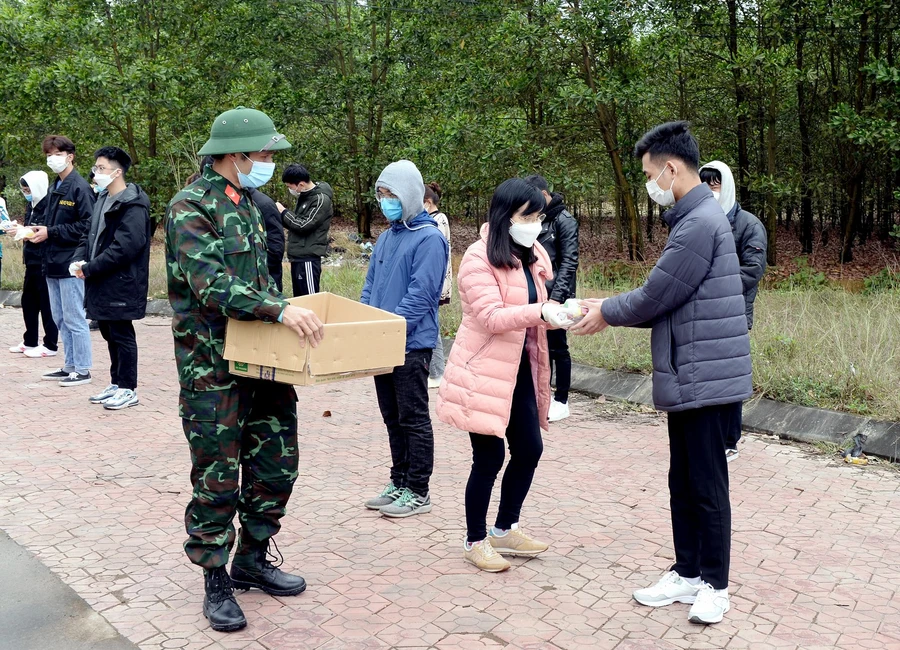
[165,167,288,392]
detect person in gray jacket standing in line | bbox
[572,121,752,626]
[699,160,767,462]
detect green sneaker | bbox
[365,482,403,510]
[379,488,432,518]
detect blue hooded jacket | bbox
[361,210,448,352]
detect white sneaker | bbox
[725,449,739,463]
[103,388,139,410]
[9,342,29,353]
[548,399,570,422]
[89,384,119,404]
[633,571,701,607]
[24,345,58,358]
[688,582,730,624]
[428,377,442,390]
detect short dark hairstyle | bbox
[699,167,722,185]
[19,177,30,189]
[282,164,310,184]
[94,146,132,174]
[42,135,75,155]
[88,171,95,183]
[633,121,700,171]
[523,174,549,193]
[424,181,442,205]
[486,178,545,270]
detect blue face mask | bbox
[380,197,403,222]
[235,155,276,189]
[23,193,33,202]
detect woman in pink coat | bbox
[436,178,572,572]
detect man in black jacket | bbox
[525,175,579,422]
[277,164,333,297]
[73,147,151,410]
[250,189,286,292]
[30,135,96,386]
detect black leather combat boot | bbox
[203,566,247,632]
[230,541,307,597]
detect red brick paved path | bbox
[1,308,899,650]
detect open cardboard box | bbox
[224,293,406,385]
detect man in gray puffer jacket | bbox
[572,121,751,626]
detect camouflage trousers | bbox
[178,379,299,569]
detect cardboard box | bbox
[224,293,406,386]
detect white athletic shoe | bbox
[688,582,730,624]
[548,399,570,422]
[633,571,701,607]
[725,448,739,463]
[9,342,28,353]
[24,345,58,358]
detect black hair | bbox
[633,121,700,171]
[88,171,95,183]
[486,178,545,270]
[201,156,215,170]
[699,167,722,185]
[424,181,442,206]
[282,163,310,184]
[94,146,132,174]
[523,174,549,193]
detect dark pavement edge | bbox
[0,529,139,650]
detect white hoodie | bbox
[699,160,736,218]
[20,170,50,206]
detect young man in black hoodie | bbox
[524,175,579,422]
[277,164,333,297]
[72,147,152,410]
[30,135,96,386]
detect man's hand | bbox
[281,304,325,348]
[570,298,608,335]
[75,268,85,279]
[276,201,286,214]
[30,226,48,243]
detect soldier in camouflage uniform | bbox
[165,107,325,633]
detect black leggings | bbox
[466,351,543,543]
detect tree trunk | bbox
[728,0,751,206]
[795,10,814,254]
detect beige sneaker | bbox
[488,528,549,557]
[464,539,511,572]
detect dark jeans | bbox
[725,405,743,449]
[98,320,138,390]
[466,351,543,543]
[668,402,740,590]
[547,328,571,403]
[268,259,284,294]
[291,257,321,297]
[373,349,434,497]
[22,265,59,350]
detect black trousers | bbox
[22,265,59,350]
[290,257,321,297]
[373,349,434,497]
[724,405,743,449]
[547,328,571,403]
[667,402,740,590]
[267,259,284,294]
[466,351,543,543]
[98,320,138,390]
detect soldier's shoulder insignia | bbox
[225,185,241,206]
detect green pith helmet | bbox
[197,106,291,155]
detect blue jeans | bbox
[46,277,92,374]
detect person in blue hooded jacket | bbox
[361,159,448,518]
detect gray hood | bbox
[376,159,425,222]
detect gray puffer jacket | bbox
[601,184,752,412]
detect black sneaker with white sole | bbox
[59,372,92,387]
[42,368,71,381]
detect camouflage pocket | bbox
[178,391,218,422]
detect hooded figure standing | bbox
[699,161,767,461]
[361,160,448,518]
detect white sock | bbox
[490,526,509,537]
[683,576,702,586]
[465,539,484,551]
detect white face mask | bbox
[47,154,69,174]
[712,190,721,201]
[509,221,542,248]
[645,165,676,207]
[94,170,119,190]
[288,188,301,197]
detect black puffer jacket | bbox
[73,183,151,321]
[250,189,285,269]
[536,193,579,302]
[44,170,96,278]
[727,202,767,329]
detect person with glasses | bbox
[361,160,448,519]
[165,107,326,633]
[71,147,151,411]
[436,178,574,572]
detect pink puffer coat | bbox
[436,223,553,437]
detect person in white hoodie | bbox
[698,161,767,462]
[8,171,60,358]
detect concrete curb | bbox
[444,340,900,462]
[0,291,173,317]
